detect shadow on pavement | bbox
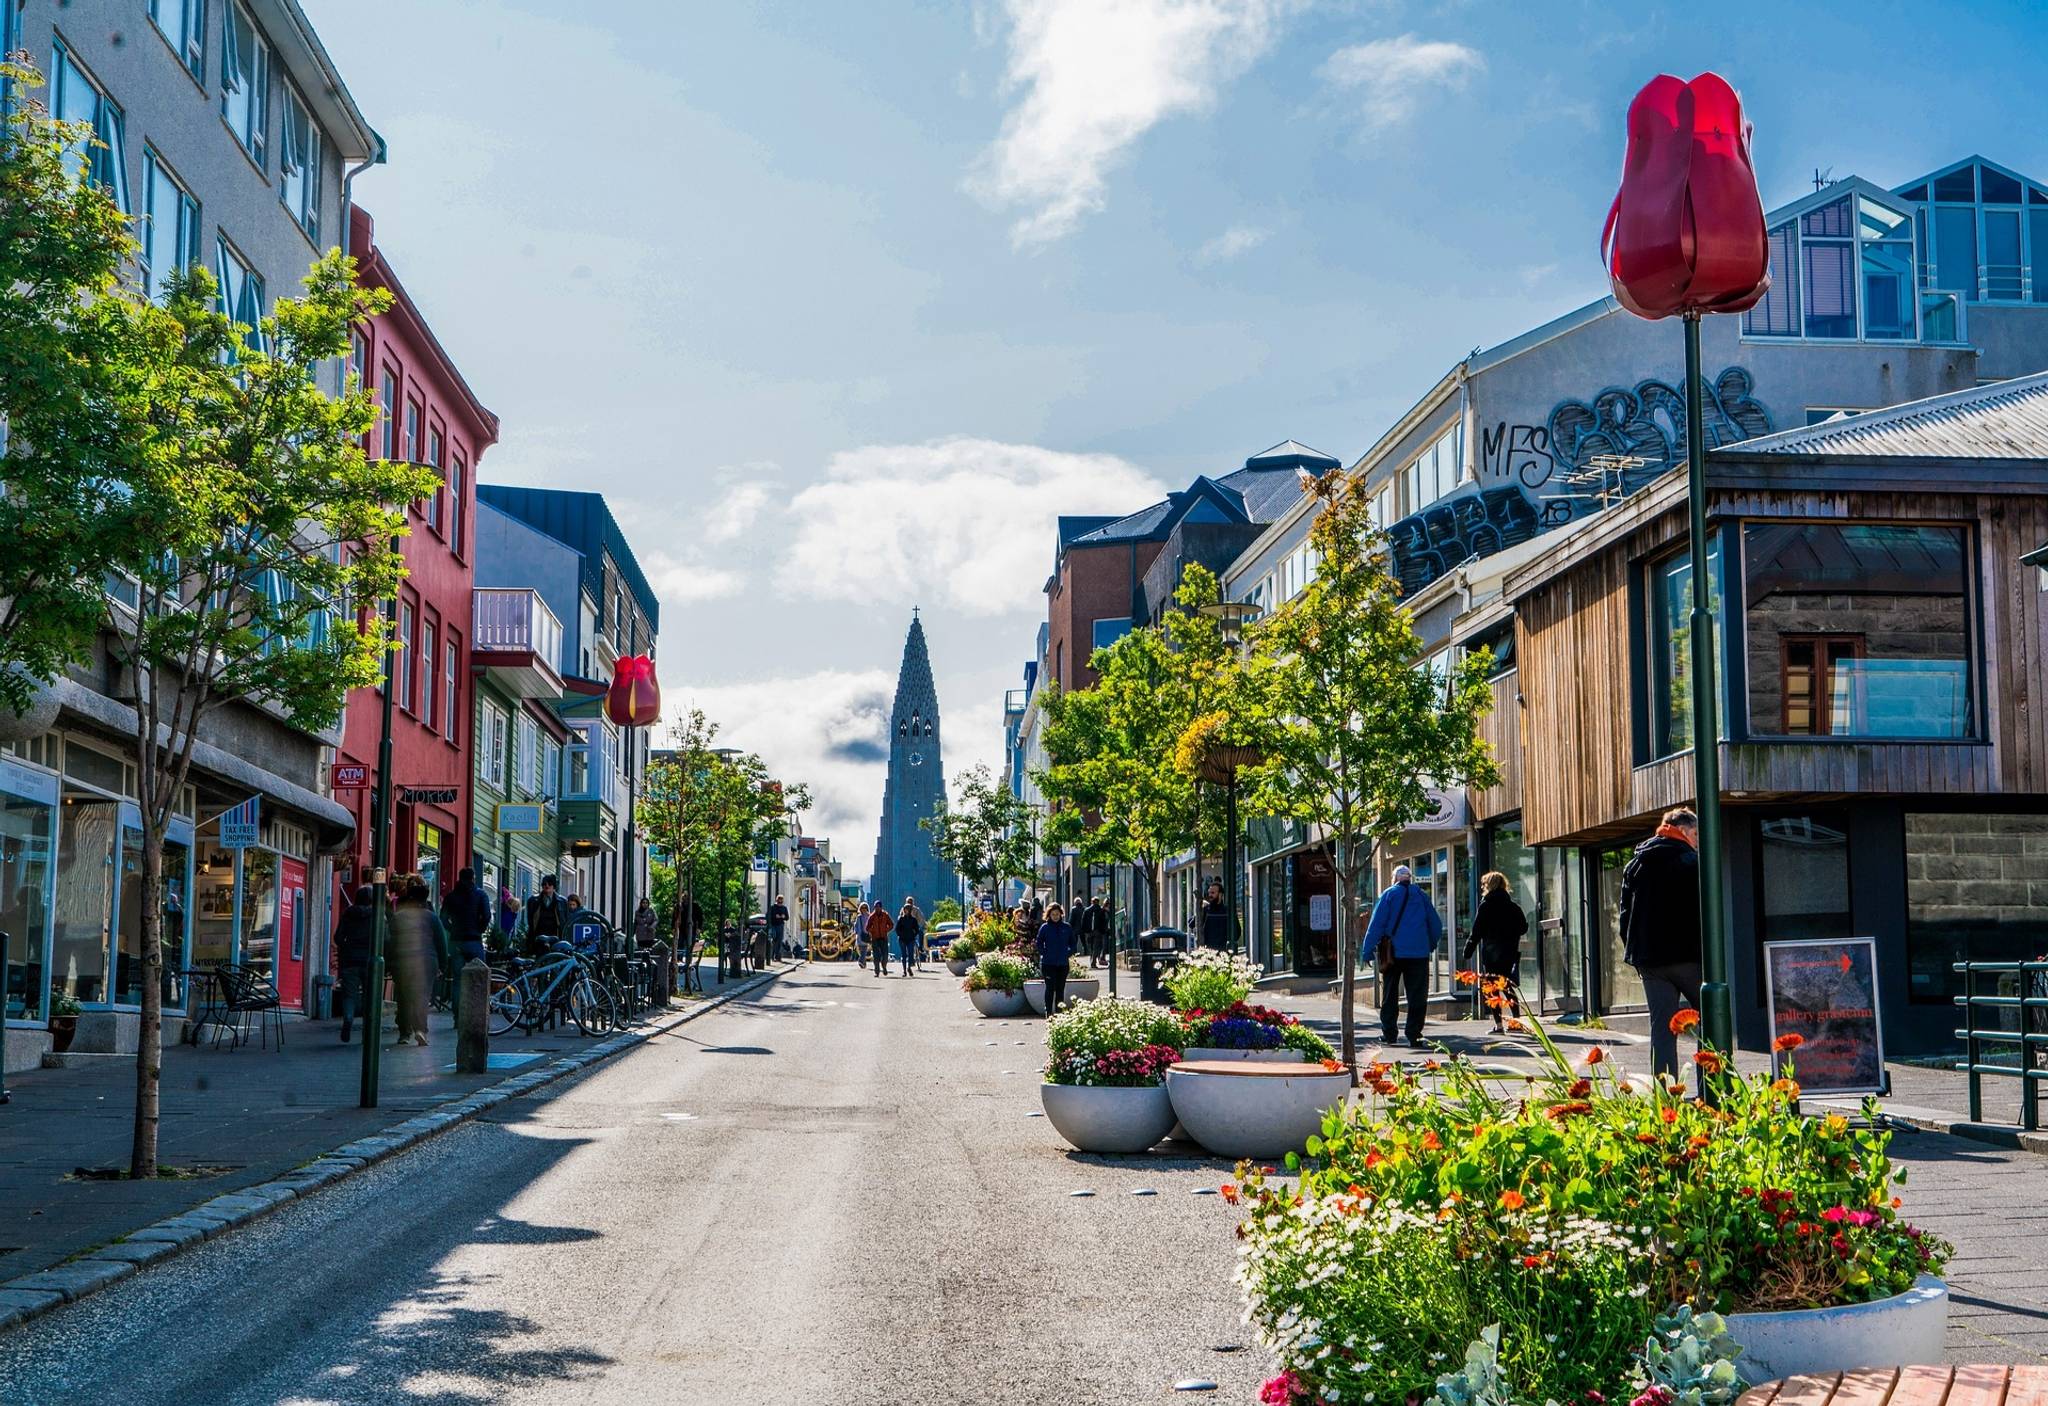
[309,1280,614,1406]
[463,1215,602,1246]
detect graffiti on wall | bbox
[1386,365,1774,596]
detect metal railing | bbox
[472,587,563,665]
[1953,958,2048,1130]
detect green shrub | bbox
[1045,996,1187,1084]
[963,951,1031,994]
[946,936,976,962]
[1278,1021,1335,1060]
[1232,1007,1949,1406]
[1161,948,1261,1012]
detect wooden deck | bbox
[1737,1365,2048,1406]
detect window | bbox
[567,729,591,796]
[1465,619,1515,679]
[1859,199,1915,339]
[378,368,398,459]
[1800,198,1856,339]
[140,150,202,303]
[403,398,421,465]
[420,621,437,729]
[1397,423,1464,516]
[516,714,538,797]
[444,636,459,741]
[1742,522,1974,740]
[1647,536,1724,758]
[214,238,264,358]
[221,2,268,164]
[424,427,443,531]
[397,601,415,711]
[53,41,129,212]
[149,0,206,79]
[448,454,467,557]
[1091,617,1131,652]
[1905,813,2048,1005]
[478,702,508,790]
[542,737,562,800]
[1902,160,2048,306]
[278,81,320,239]
[1747,193,1926,341]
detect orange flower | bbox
[1320,1058,1345,1074]
[1668,1009,1701,1035]
[1454,969,1480,986]
[1547,1100,1594,1120]
[1421,1130,1442,1151]
[1771,1077,1801,1099]
[1219,1183,1239,1204]
[1582,1046,1606,1066]
[1661,1106,1679,1124]
[1505,1018,1526,1032]
[1635,1131,1660,1144]
[1687,1134,1711,1149]
[1498,1189,1526,1211]
[1567,1078,1592,1098]
[1363,1149,1387,1171]
[1423,1059,1441,1072]
[1485,995,1507,1010]
[1772,1033,1805,1053]
[1482,976,1509,996]
[1693,1049,1726,1074]
[1372,1078,1398,1096]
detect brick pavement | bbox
[0,964,766,1281]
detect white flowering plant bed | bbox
[1162,948,1263,1012]
[1229,1001,1949,1406]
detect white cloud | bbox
[1195,223,1270,264]
[1320,34,1485,132]
[703,482,772,542]
[970,0,1303,246]
[642,549,746,605]
[783,437,1167,617]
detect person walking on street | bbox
[389,876,444,1048]
[1199,880,1230,951]
[332,885,376,1043]
[768,895,790,962]
[1080,894,1109,969]
[894,898,923,976]
[1365,865,1444,1047]
[519,875,570,955]
[1460,872,1528,1033]
[1013,899,1040,952]
[440,868,492,1026]
[633,896,659,952]
[855,901,873,966]
[1620,806,1703,1080]
[865,902,895,976]
[1036,902,1076,1013]
[496,887,521,949]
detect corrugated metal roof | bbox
[1713,370,2048,462]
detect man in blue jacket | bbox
[1364,865,1444,1047]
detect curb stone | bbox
[0,962,792,1335]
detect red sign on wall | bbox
[331,762,369,790]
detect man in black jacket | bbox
[1079,895,1110,969]
[1618,806,1702,1079]
[332,886,377,1044]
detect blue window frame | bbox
[52,40,129,213]
[214,235,265,359]
[148,0,207,81]
[220,1,268,165]
[1091,616,1131,652]
[1898,159,2048,306]
[140,148,202,303]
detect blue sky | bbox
[304,0,2048,866]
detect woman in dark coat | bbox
[1461,871,1528,1033]
[894,899,923,976]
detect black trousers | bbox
[870,937,888,975]
[1043,961,1070,1014]
[899,936,915,973]
[337,965,367,1037]
[1379,957,1430,1045]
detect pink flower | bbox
[1847,1210,1879,1229]
[1821,1206,1848,1224]
[1259,1371,1309,1405]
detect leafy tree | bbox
[0,61,149,710]
[1235,470,1499,1075]
[929,897,964,925]
[920,762,1034,912]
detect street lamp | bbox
[1197,600,1261,960]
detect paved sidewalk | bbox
[0,962,775,1282]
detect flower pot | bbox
[947,958,972,977]
[1040,1081,1176,1154]
[1165,1061,1352,1161]
[1182,1047,1304,1064]
[48,1016,78,1055]
[969,987,1028,1018]
[1726,1275,1947,1384]
[1023,977,1105,1015]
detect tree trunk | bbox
[1333,835,1360,1085]
[129,826,164,1178]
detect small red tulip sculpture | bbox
[1602,72,1770,320]
[605,654,661,728]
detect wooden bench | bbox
[1738,1365,2048,1406]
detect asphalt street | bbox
[0,965,1267,1405]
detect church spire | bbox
[871,612,956,909]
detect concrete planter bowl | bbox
[946,958,973,977]
[1040,1081,1176,1155]
[1165,1061,1351,1161]
[1182,1047,1304,1064]
[968,987,1029,1018]
[1726,1275,1948,1385]
[1024,977,1103,1015]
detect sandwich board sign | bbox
[1763,937,1886,1097]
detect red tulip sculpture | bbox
[605,654,661,728]
[1602,72,1769,320]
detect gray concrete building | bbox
[2,0,377,1064]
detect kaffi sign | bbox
[495,804,544,834]
[1764,938,1887,1097]
[217,795,261,850]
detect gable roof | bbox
[1713,370,2048,463]
[1071,475,1251,546]
[1246,440,1342,468]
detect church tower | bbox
[870,611,957,913]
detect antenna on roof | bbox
[1812,166,1834,191]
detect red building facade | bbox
[334,205,500,908]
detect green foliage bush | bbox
[963,951,1031,994]
[1161,948,1261,1012]
[1045,997,1187,1084]
[946,936,976,963]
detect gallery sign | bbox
[1763,937,1887,1097]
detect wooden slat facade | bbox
[1469,673,1522,824]
[1510,480,2048,849]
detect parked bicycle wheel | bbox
[488,974,534,1036]
[568,975,614,1035]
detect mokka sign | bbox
[401,786,460,806]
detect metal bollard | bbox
[456,959,490,1074]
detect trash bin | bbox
[1137,927,1189,1005]
[312,973,335,1020]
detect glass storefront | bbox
[1596,842,1646,1011]
[2,759,58,1022]
[240,848,278,985]
[1537,846,1584,1012]
[52,788,120,1003]
[112,830,191,1006]
[1485,818,1541,999]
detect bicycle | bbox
[489,950,611,1036]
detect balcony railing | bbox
[474,588,563,665]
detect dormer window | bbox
[1744,189,1934,343]
[1896,159,2048,307]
